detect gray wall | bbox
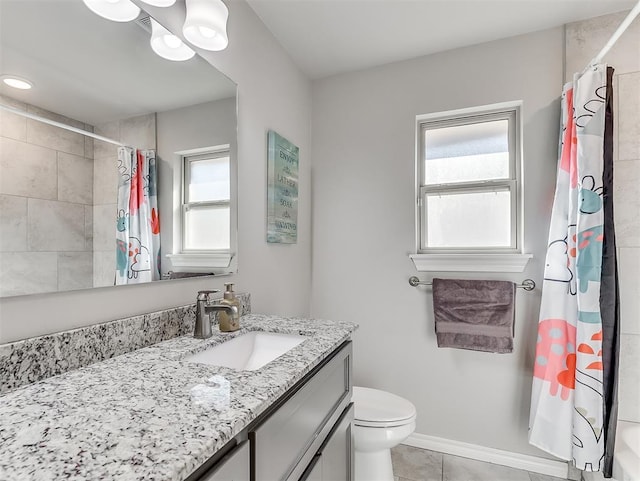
[146,0,313,318]
[156,96,237,273]
[566,11,640,425]
[0,0,312,343]
[310,27,564,456]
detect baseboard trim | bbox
[404,432,569,478]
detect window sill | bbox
[166,253,233,271]
[409,253,532,273]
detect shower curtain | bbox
[115,147,161,285]
[529,64,618,474]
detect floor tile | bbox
[618,247,640,335]
[391,446,569,481]
[442,454,531,481]
[618,334,640,423]
[529,473,569,481]
[613,159,640,247]
[617,73,640,160]
[391,444,442,481]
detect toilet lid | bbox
[352,386,416,426]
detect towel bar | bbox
[408,276,536,291]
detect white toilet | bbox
[352,386,417,481]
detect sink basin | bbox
[184,331,306,371]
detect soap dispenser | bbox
[218,283,241,332]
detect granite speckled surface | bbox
[0,314,356,481]
[0,293,251,394]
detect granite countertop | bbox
[0,314,357,481]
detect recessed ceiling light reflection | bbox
[1,76,33,90]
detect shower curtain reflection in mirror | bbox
[115,147,161,284]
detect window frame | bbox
[167,144,237,273]
[415,102,523,255]
[181,148,231,253]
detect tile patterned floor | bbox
[391,445,569,481]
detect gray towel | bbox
[432,278,516,353]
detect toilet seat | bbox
[352,386,417,428]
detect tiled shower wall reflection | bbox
[566,11,640,424]
[0,96,94,296]
[0,96,157,295]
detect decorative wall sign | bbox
[267,130,299,244]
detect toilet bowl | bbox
[352,386,417,481]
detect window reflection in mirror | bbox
[0,0,237,297]
[183,148,232,251]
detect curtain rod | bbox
[588,0,640,68]
[0,103,125,147]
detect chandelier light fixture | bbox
[82,0,229,59]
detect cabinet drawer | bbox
[319,403,354,481]
[199,441,249,481]
[252,342,352,481]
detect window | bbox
[167,145,236,273]
[412,102,530,272]
[182,149,231,251]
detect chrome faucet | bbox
[194,290,240,339]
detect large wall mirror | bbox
[0,0,238,298]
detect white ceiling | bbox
[246,0,637,79]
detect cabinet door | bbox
[299,455,322,481]
[320,403,354,481]
[252,343,351,481]
[199,441,249,481]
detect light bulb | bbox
[139,0,177,7]
[82,0,140,22]
[198,26,217,38]
[163,34,183,49]
[1,76,33,90]
[150,18,196,61]
[183,0,229,51]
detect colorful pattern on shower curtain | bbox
[115,147,161,285]
[529,65,608,472]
